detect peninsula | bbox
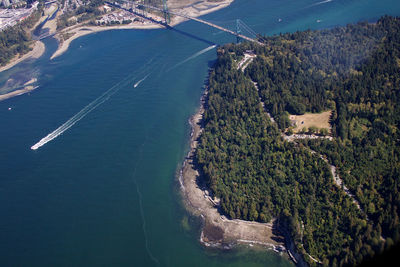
[182,15,400,266]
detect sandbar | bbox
[0,85,38,102]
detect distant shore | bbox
[0,0,234,71]
[50,23,161,60]
[0,0,233,102]
[50,0,234,59]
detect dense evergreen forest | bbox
[0,5,42,67]
[196,16,400,266]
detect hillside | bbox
[195,16,400,266]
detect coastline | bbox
[50,23,161,60]
[168,0,234,27]
[50,0,234,59]
[0,40,45,73]
[0,0,233,72]
[0,0,233,102]
[179,82,287,254]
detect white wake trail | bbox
[31,54,162,151]
[31,78,131,150]
[309,0,333,7]
[134,74,150,88]
[168,44,217,72]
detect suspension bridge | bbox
[114,0,264,46]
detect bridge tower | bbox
[142,0,146,16]
[162,0,170,25]
[236,19,241,43]
[131,0,135,13]
[135,0,145,16]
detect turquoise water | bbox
[0,0,399,266]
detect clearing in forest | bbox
[289,111,332,133]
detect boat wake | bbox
[167,44,217,72]
[31,79,129,150]
[309,0,333,7]
[31,55,162,150]
[134,74,150,88]
[30,69,150,150]
[30,54,160,151]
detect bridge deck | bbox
[131,2,264,46]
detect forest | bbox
[195,16,400,266]
[0,4,42,66]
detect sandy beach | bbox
[168,0,234,26]
[1,0,233,71]
[50,0,234,59]
[179,86,286,252]
[50,23,161,60]
[0,4,49,75]
[0,40,45,73]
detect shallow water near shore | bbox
[1,0,400,266]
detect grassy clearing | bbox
[289,111,332,133]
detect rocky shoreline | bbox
[178,78,289,257]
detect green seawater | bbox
[0,0,400,266]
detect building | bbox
[2,0,11,7]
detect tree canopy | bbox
[196,16,400,266]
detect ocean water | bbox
[0,0,399,266]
